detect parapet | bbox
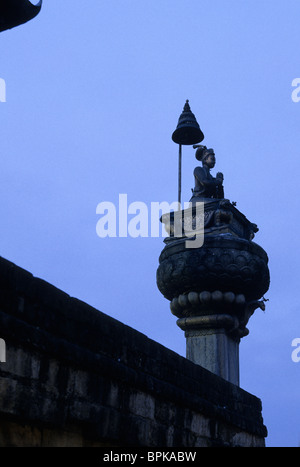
[0,256,267,446]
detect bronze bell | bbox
[172,100,204,145]
[0,0,42,32]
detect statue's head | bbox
[194,145,216,168]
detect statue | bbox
[157,105,270,386]
[190,145,224,201]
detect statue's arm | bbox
[194,167,222,187]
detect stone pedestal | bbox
[156,199,270,386]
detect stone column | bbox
[187,329,239,383]
[178,313,240,385]
[170,289,254,386]
[156,200,270,386]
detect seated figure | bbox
[190,145,224,201]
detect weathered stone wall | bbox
[0,256,267,447]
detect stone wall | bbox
[0,256,267,447]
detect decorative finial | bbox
[183,100,190,112]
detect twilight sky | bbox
[1,0,300,447]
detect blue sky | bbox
[1,0,299,447]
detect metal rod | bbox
[178,144,182,208]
